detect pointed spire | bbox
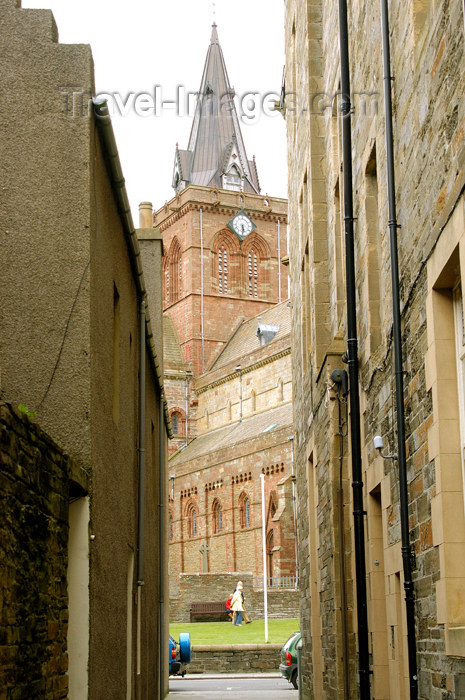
[172,25,260,194]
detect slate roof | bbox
[169,402,293,467]
[163,316,188,370]
[210,301,291,370]
[174,24,260,194]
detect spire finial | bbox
[210,18,219,44]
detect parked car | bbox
[279,631,301,689]
[169,633,191,677]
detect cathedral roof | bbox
[173,24,260,194]
[169,402,293,467]
[163,316,189,370]
[210,301,291,371]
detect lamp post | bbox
[260,473,268,643]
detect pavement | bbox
[180,673,281,679]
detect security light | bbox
[373,435,384,451]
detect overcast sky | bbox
[23,0,288,220]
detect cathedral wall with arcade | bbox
[168,428,295,580]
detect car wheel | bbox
[291,669,298,690]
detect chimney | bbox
[138,201,153,228]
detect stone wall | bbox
[189,644,283,674]
[0,402,71,699]
[284,0,465,698]
[169,573,300,623]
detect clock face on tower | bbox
[227,210,256,239]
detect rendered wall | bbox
[0,2,167,698]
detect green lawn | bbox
[169,618,300,645]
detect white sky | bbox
[23,0,288,220]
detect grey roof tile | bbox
[210,301,291,370]
[169,402,293,466]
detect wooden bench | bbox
[190,601,229,623]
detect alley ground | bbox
[169,673,298,698]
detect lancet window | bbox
[218,245,228,294]
[248,250,258,297]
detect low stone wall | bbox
[169,572,300,623]
[189,644,283,674]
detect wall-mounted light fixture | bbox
[373,435,397,461]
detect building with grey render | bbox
[0,1,170,697]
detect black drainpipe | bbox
[380,2,418,697]
[337,0,371,696]
[331,369,350,700]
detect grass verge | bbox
[169,618,300,645]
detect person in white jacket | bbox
[231,584,244,626]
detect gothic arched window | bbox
[168,238,182,303]
[218,245,228,294]
[212,500,223,534]
[248,249,258,297]
[169,512,174,541]
[164,259,170,304]
[212,230,240,295]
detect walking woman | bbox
[231,583,244,626]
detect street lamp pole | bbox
[260,473,268,643]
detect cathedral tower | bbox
[155,24,288,378]
[156,25,296,594]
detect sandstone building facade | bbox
[0,2,169,698]
[146,26,297,593]
[284,1,465,698]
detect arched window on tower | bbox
[218,245,228,294]
[168,238,182,303]
[248,249,258,297]
[164,259,170,304]
[212,500,223,534]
